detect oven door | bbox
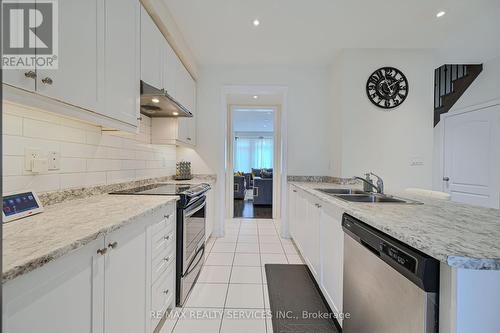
[179,240,205,305]
[183,197,206,267]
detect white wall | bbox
[2,102,177,193]
[176,146,213,175]
[195,65,332,232]
[330,49,436,192]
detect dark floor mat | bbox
[265,264,341,333]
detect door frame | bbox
[227,105,281,220]
[221,85,288,233]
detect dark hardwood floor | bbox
[234,199,272,219]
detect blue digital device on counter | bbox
[2,191,44,223]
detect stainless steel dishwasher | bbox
[342,214,439,333]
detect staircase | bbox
[434,64,483,126]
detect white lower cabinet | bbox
[288,184,345,327]
[3,203,177,333]
[104,220,148,333]
[205,187,215,240]
[2,238,105,333]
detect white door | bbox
[104,221,147,333]
[3,238,105,333]
[443,105,500,208]
[2,1,37,91]
[36,0,100,111]
[320,205,344,325]
[103,0,140,126]
[140,5,163,88]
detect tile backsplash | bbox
[2,102,176,193]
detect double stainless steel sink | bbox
[315,188,422,204]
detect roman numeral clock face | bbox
[366,67,409,109]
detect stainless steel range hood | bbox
[140,81,193,118]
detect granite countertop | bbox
[2,194,178,283]
[289,182,500,270]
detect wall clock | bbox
[366,67,409,109]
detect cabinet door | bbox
[2,1,37,91]
[103,0,140,126]
[3,238,105,333]
[294,190,307,254]
[140,5,163,88]
[288,186,297,239]
[162,40,176,94]
[36,0,100,111]
[104,220,147,333]
[304,198,321,279]
[104,223,149,333]
[320,205,344,324]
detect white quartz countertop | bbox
[2,194,178,283]
[289,182,500,270]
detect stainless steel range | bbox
[110,182,211,306]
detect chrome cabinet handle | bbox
[108,241,118,249]
[443,177,450,181]
[292,190,297,193]
[163,289,169,295]
[315,203,322,208]
[164,234,171,241]
[41,77,53,85]
[187,137,192,141]
[164,214,171,219]
[163,256,171,262]
[24,71,37,79]
[97,248,108,255]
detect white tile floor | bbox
[160,218,303,333]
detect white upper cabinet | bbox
[36,0,101,112]
[103,0,140,126]
[141,5,163,89]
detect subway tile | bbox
[121,159,146,170]
[106,170,136,184]
[23,118,60,140]
[99,133,123,148]
[60,172,106,188]
[60,142,99,158]
[2,114,23,135]
[86,159,122,172]
[58,125,86,143]
[3,135,60,156]
[3,174,60,193]
[2,156,24,176]
[60,157,87,173]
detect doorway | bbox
[232,107,276,218]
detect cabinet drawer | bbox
[151,210,175,235]
[151,263,175,330]
[152,224,175,259]
[152,243,175,283]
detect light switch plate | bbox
[48,151,60,170]
[25,148,42,171]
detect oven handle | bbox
[184,199,206,218]
[183,244,205,277]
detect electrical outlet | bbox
[410,156,424,167]
[48,151,60,170]
[25,148,42,171]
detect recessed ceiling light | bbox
[172,112,179,116]
[252,19,260,27]
[151,98,160,103]
[253,95,258,99]
[436,11,446,18]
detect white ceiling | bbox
[233,109,274,133]
[163,0,500,65]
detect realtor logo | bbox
[2,0,58,69]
